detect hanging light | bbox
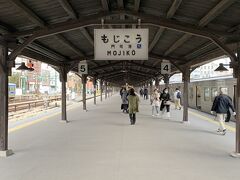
[214,63,229,72]
[16,62,30,71]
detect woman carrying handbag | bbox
[160,88,171,119]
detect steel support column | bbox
[100,79,103,102]
[93,77,97,105]
[0,43,13,157]
[82,75,87,111]
[182,68,190,122]
[232,48,240,157]
[59,66,68,122]
[105,81,108,99]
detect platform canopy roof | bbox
[0,0,240,85]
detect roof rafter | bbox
[56,34,85,57]
[7,10,236,62]
[58,0,78,19]
[134,0,141,12]
[101,0,109,11]
[9,0,45,27]
[164,0,236,56]
[117,0,124,9]
[149,0,182,52]
[8,0,86,62]
[58,0,94,46]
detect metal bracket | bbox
[101,18,105,29]
[137,18,141,28]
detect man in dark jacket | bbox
[211,88,236,135]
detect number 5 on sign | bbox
[78,62,88,74]
[161,62,171,74]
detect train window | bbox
[211,87,218,101]
[204,87,210,101]
[190,87,193,99]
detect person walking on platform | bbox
[211,88,236,135]
[151,89,160,116]
[160,88,171,119]
[140,88,144,97]
[174,88,182,110]
[128,88,139,125]
[121,87,128,113]
[143,87,148,100]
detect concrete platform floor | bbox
[0,95,240,180]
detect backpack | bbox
[177,92,181,99]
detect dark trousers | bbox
[129,113,136,125]
[160,102,170,112]
[144,94,148,100]
[225,110,231,122]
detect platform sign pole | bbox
[100,79,103,102]
[93,77,97,105]
[235,48,240,155]
[182,69,190,123]
[82,75,87,111]
[60,67,68,122]
[105,81,108,99]
[0,44,13,157]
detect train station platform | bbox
[0,95,240,180]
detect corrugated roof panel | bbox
[69,0,102,16]
[0,0,37,31]
[152,29,184,55]
[37,36,76,58]
[171,36,209,57]
[176,0,222,24]
[22,0,70,24]
[211,2,240,30]
[62,29,94,55]
[140,0,173,16]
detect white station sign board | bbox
[161,62,171,74]
[78,61,88,74]
[94,29,148,60]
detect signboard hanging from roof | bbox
[94,29,148,60]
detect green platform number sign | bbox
[78,61,88,74]
[161,62,171,74]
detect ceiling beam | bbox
[58,0,94,47]
[79,28,94,46]
[101,0,109,11]
[117,0,124,9]
[58,0,78,19]
[134,0,141,12]
[198,0,236,27]
[166,0,182,18]
[9,0,45,27]
[8,0,86,62]
[148,0,182,52]
[128,61,159,71]
[8,11,232,39]
[164,34,191,56]
[164,0,236,56]
[91,61,123,71]
[56,34,85,57]
[148,28,165,52]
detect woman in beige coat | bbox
[128,88,139,125]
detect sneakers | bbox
[217,128,227,135]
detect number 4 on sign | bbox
[78,62,88,74]
[161,62,171,74]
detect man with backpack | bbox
[174,88,182,110]
[211,88,236,135]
